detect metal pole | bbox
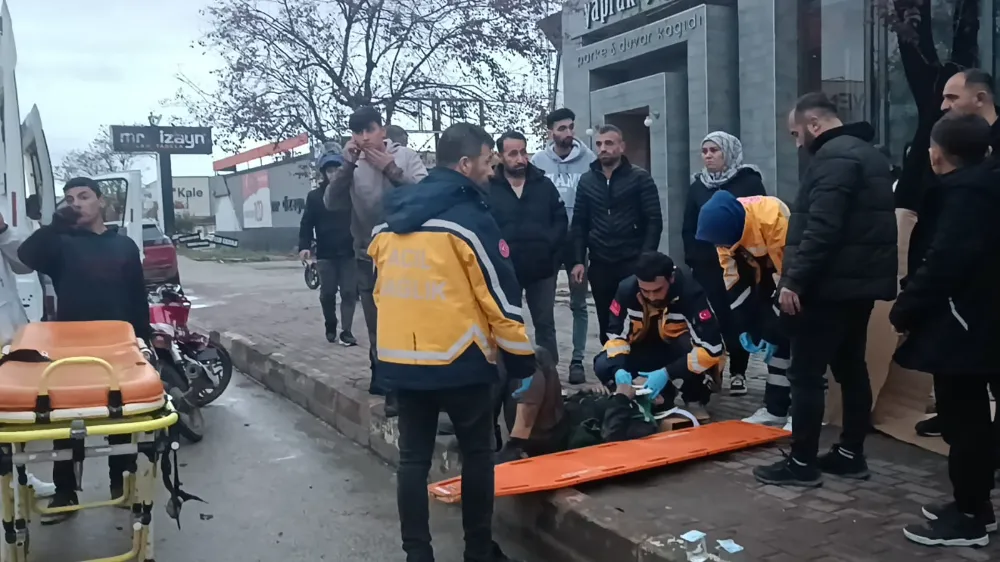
[159,152,176,235]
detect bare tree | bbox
[175,0,553,150]
[56,126,137,182]
[874,0,981,200]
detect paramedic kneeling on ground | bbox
[17,177,151,523]
[593,251,725,421]
[696,191,793,430]
[368,123,534,562]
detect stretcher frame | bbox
[0,356,179,562]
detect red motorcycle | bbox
[149,285,233,440]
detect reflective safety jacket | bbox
[368,167,535,391]
[599,271,724,380]
[716,196,789,339]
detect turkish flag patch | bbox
[609,300,621,316]
[698,309,713,321]
[498,239,510,258]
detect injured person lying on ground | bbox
[496,346,662,463]
[496,251,726,463]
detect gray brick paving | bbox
[182,257,1000,561]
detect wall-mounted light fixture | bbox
[585,127,594,136]
[643,111,660,128]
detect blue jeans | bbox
[565,262,588,363]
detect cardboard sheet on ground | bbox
[428,421,787,503]
[823,209,944,455]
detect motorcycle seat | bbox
[0,321,165,414]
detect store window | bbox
[882,0,990,166]
[799,0,870,124]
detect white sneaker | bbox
[742,407,787,427]
[782,418,793,432]
[27,473,56,498]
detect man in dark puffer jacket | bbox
[754,92,897,488]
[570,124,662,344]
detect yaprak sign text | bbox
[111,126,214,155]
[585,0,681,30]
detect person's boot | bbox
[41,491,79,525]
[904,505,990,547]
[568,360,586,384]
[753,453,822,487]
[384,392,398,418]
[915,415,942,437]
[728,373,748,396]
[817,444,870,480]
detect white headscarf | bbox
[694,131,762,189]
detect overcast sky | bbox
[9,0,220,177]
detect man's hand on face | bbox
[343,140,361,164]
[362,146,396,172]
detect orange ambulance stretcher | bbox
[0,321,185,562]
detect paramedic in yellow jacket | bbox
[368,122,534,562]
[696,191,793,430]
[593,251,726,422]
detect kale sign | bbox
[110,126,214,155]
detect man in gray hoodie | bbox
[531,108,596,384]
[325,106,428,415]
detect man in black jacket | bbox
[18,177,149,521]
[299,149,358,346]
[571,124,663,344]
[754,93,897,488]
[891,114,1000,547]
[489,131,567,361]
[909,69,1000,443]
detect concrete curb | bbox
[208,329,690,562]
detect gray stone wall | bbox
[737,0,800,202]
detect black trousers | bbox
[397,384,495,562]
[689,263,750,376]
[935,373,999,513]
[787,300,874,464]
[53,433,134,497]
[588,259,637,346]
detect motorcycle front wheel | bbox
[162,363,205,443]
[190,341,234,407]
[304,262,320,290]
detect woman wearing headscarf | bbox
[681,131,766,397]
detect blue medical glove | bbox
[511,376,533,400]
[739,332,763,353]
[614,369,633,386]
[638,368,670,399]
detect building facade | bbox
[559,0,1000,263]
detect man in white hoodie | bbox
[0,210,56,497]
[531,108,596,384]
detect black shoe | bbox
[41,493,79,525]
[904,508,989,547]
[325,332,338,343]
[923,501,997,533]
[915,415,942,437]
[753,454,822,487]
[384,393,398,418]
[338,331,358,347]
[729,373,748,396]
[817,444,870,480]
[568,361,586,384]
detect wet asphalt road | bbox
[22,373,533,562]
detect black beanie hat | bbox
[63,177,102,196]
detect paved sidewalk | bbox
[181,257,999,562]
